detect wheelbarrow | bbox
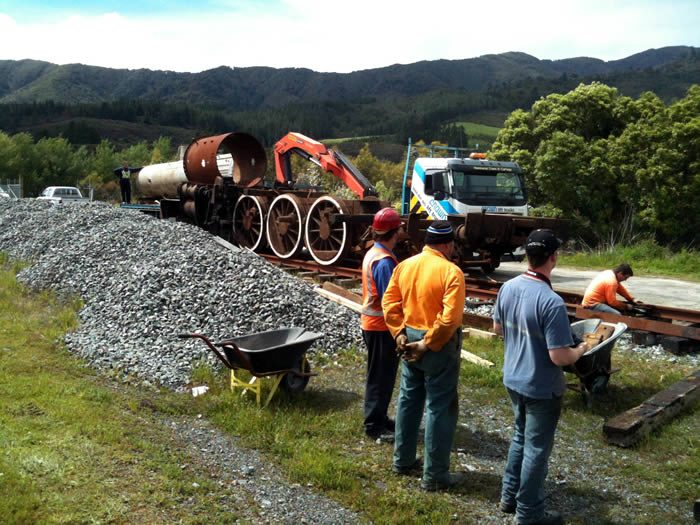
[180,327,322,407]
[564,319,627,407]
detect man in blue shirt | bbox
[493,229,590,525]
[360,208,402,442]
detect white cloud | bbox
[0,0,698,72]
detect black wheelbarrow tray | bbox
[564,319,627,407]
[180,327,323,407]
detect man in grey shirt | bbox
[493,229,590,525]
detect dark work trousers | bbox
[362,329,400,436]
[120,178,131,204]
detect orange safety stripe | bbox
[360,244,398,331]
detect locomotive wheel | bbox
[304,196,349,266]
[232,195,267,251]
[266,194,306,259]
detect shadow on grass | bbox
[548,481,626,525]
[273,387,361,414]
[454,424,510,459]
[564,382,664,417]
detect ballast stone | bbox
[0,200,363,389]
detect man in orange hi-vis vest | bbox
[361,208,403,443]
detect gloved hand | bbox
[395,333,408,354]
[403,339,429,363]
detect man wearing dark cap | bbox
[382,220,466,491]
[492,229,590,525]
[361,208,402,442]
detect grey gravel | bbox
[164,416,361,524]
[0,199,365,523]
[0,200,362,390]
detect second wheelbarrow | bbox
[564,319,627,407]
[180,327,323,407]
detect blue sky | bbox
[0,0,698,73]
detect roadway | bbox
[491,261,700,310]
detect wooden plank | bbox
[315,287,363,314]
[322,282,362,304]
[462,311,494,331]
[603,370,700,447]
[460,349,495,368]
[463,327,498,340]
[575,306,700,341]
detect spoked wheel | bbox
[304,196,350,266]
[280,356,311,394]
[266,194,306,259]
[232,195,268,251]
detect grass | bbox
[0,257,246,524]
[1,256,698,524]
[455,121,502,149]
[559,239,700,281]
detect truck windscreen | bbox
[450,169,526,205]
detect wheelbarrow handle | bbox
[178,333,238,369]
[216,339,254,371]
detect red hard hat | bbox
[373,207,402,234]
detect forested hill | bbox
[1,46,698,108]
[0,46,698,148]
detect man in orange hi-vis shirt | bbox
[382,220,466,492]
[582,263,641,315]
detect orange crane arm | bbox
[273,132,378,199]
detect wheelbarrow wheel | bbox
[280,356,311,394]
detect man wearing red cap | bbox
[360,207,403,442]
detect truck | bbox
[401,140,564,272]
[37,186,90,205]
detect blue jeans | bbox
[501,388,562,524]
[393,327,461,484]
[589,303,621,315]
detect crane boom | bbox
[273,132,378,199]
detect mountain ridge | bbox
[1,46,697,110]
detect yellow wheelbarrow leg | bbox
[263,374,286,408]
[231,370,263,406]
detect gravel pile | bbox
[0,200,363,389]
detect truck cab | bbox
[408,156,528,219]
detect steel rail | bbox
[261,254,700,341]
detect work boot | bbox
[392,456,423,476]
[513,510,563,525]
[366,430,395,444]
[500,500,516,514]
[420,472,466,492]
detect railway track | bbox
[260,253,700,344]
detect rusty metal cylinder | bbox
[136,160,187,199]
[184,132,267,186]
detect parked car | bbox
[37,186,90,205]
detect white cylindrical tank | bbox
[136,160,188,199]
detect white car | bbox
[37,186,89,205]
